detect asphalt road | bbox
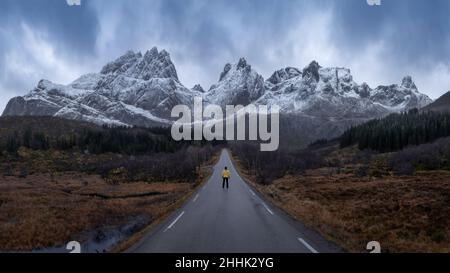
[130,150,342,253]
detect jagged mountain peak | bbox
[401,75,417,90]
[2,47,197,127]
[267,67,301,85]
[237,57,249,69]
[100,50,141,75]
[357,82,372,98]
[306,60,321,68]
[192,84,205,93]
[3,48,434,145]
[145,47,159,56]
[141,48,158,63]
[260,61,432,116]
[219,63,232,82]
[370,76,431,110]
[302,60,322,82]
[100,48,178,81]
[219,57,253,82]
[37,79,52,90]
[207,58,265,106]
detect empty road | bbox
[130,150,342,253]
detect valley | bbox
[0,48,448,253]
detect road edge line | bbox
[298,238,319,253]
[193,193,200,202]
[164,211,185,232]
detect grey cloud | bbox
[1,0,450,115]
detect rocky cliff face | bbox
[260,61,431,117]
[3,47,201,127]
[3,48,433,146]
[257,61,432,145]
[205,58,265,107]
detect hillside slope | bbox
[422,91,450,113]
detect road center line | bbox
[298,238,319,253]
[164,211,185,232]
[193,194,200,202]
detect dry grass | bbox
[0,149,220,252]
[231,153,450,253]
[0,173,192,251]
[112,153,219,252]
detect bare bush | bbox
[231,143,324,184]
[97,145,215,183]
[390,137,450,174]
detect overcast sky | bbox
[1,0,450,113]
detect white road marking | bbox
[245,185,273,215]
[164,211,185,232]
[261,202,274,215]
[193,194,200,202]
[298,238,319,253]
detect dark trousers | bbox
[222,177,229,189]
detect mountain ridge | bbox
[422,91,450,113]
[2,47,434,146]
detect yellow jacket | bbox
[222,169,230,178]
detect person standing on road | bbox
[222,167,230,189]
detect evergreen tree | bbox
[340,110,450,153]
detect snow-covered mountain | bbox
[259,61,431,117]
[258,61,432,145]
[2,48,433,146]
[3,48,201,127]
[205,58,265,106]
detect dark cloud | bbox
[0,0,100,112]
[1,0,450,113]
[0,0,99,58]
[332,0,450,66]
